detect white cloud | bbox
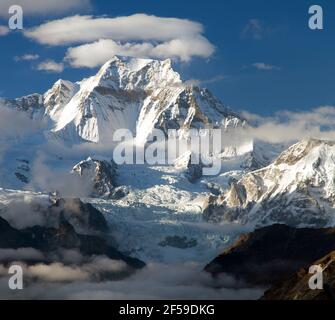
[240,106,335,143]
[0,104,42,137]
[37,60,64,73]
[28,151,94,198]
[14,54,40,61]
[24,14,215,66]
[25,14,205,45]
[0,0,91,17]
[28,263,89,282]
[0,26,9,36]
[251,62,280,71]
[65,37,214,68]
[1,195,49,229]
[184,75,226,87]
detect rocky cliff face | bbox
[3,56,245,145]
[0,195,144,271]
[204,139,335,228]
[72,157,118,198]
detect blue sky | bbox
[0,0,334,115]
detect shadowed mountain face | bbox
[205,224,335,287]
[0,198,144,272]
[262,251,335,300]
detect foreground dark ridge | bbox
[262,251,335,300]
[205,224,335,288]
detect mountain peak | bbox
[94,56,182,91]
[3,55,243,144]
[103,55,154,71]
[275,138,335,166]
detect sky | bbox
[0,0,334,115]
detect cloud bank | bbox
[241,106,335,143]
[0,262,263,300]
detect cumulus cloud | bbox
[65,37,214,67]
[1,195,50,229]
[28,151,93,197]
[14,54,39,62]
[251,62,280,71]
[0,0,91,17]
[0,26,9,36]
[240,106,335,143]
[25,14,206,45]
[24,14,215,66]
[0,105,42,137]
[37,60,64,73]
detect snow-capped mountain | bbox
[44,79,79,123]
[218,139,286,172]
[3,56,335,267]
[3,93,44,120]
[204,139,335,227]
[3,56,245,145]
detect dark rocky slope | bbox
[0,198,144,272]
[205,224,335,287]
[262,251,335,300]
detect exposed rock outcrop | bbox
[72,157,118,198]
[0,198,144,270]
[204,139,335,228]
